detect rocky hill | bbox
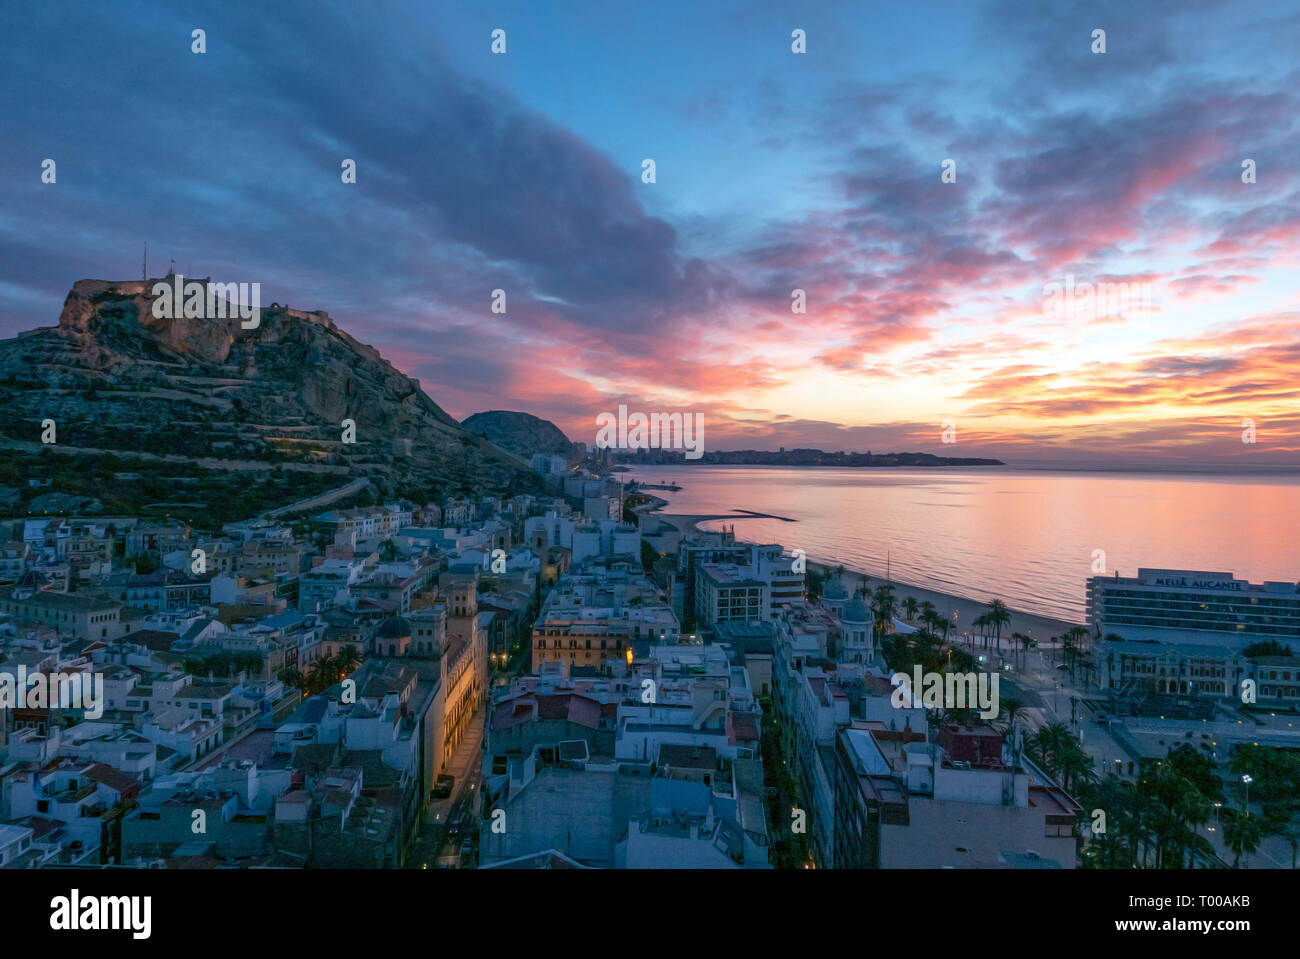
[461,410,584,462]
[0,277,542,509]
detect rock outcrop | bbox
[0,277,540,497]
[461,410,584,462]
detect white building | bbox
[530,453,569,476]
[751,545,805,617]
[524,511,576,552]
[572,520,641,564]
[298,558,367,613]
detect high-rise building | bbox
[1087,568,1300,650]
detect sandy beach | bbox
[656,511,1084,646]
[806,560,1082,646]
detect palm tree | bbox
[1061,627,1090,683]
[997,694,1025,742]
[929,611,952,645]
[1228,743,1260,783]
[1261,804,1296,868]
[307,655,342,695]
[337,644,361,674]
[985,599,1012,654]
[1021,634,1038,672]
[1010,631,1029,670]
[278,667,308,696]
[871,584,897,643]
[1229,744,1262,814]
[1028,722,1074,777]
[1077,652,1097,689]
[1057,747,1095,792]
[902,596,919,622]
[1223,811,1262,868]
[379,538,398,562]
[1142,757,1210,867]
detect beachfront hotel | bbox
[1087,568,1300,650]
[1090,569,1300,700]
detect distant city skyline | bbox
[2,0,1298,468]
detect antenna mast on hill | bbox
[142,242,147,280]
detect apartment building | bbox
[833,722,1081,869]
[695,563,767,629]
[0,587,125,643]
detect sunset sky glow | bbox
[2,0,1298,467]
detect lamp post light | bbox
[1242,774,1253,814]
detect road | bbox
[267,476,371,517]
[410,711,485,869]
[984,639,1143,775]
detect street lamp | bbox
[1242,774,1253,814]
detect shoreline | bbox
[656,511,1084,641]
[805,559,1083,643]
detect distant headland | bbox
[609,448,1004,467]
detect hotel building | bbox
[1089,569,1300,698]
[1087,568,1300,650]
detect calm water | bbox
[625,466,1300,622]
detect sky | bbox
[2,0,1298,468]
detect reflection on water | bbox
[625,466,1300,621]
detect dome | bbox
[376,616,412,639]
[823,578,849,601]
[842,594,871,624]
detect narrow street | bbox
[409,710,485,868]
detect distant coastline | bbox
[610,449,1004,468]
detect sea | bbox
[622,465,1300,622]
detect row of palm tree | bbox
[898,595,1018,650]
[1026,721,1095,791]
[881,626,976,679]
[1075,744,1223,868]
[1074,741,1300,868]
[1058,626,1093,683]
[974,599,1012,651]
[869,584,896,643]
[899,596,952,641]
[279,646,362,698]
